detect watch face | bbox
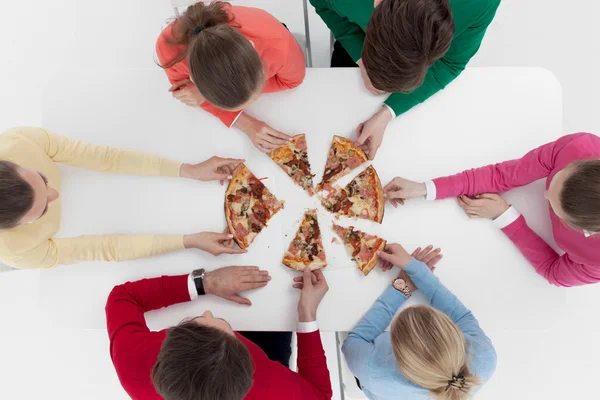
[192,268,205,279]
[393,278,406,291]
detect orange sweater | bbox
[156,5,306,127]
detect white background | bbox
[0,1,599,399]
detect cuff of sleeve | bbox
[187,274,198,301]
[404,258,429,275]
[228,111,244,128]
[383,104,396,119]
[161,160,184,177]
[424,181,437,200]
[493,206,521,229]
[297,321,319,333]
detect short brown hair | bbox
[391,306,480,400]
[561,160,600,232]
[363,0,454,93]
[160,1,264,109]
[0,160,33,229]
[152,321,253,400]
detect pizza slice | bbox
[268,134,315,196]
[225,164,284,249]
[316,135,368,192]
[331,223,386,276]
[283,209,327,271]
[321,166,384,223]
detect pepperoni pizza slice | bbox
[316,135,368,192]
[225,164,284,249]
[268,134,315,196]
[321,166,384,223]
[332,223,386,276]
[283,209,327,271]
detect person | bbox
[156,1,306,153]
[0,126,245,270]
[106,265,333,400]
[309,0,500,159]
[342,244,496,400]
[383,133,600,287]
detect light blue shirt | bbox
[342,259,497,400]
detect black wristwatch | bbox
[192,268,206,296]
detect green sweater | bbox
[310,0,500,116]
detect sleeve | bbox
[384,0,500,116]
[296,330,334,399]
[431,134,586,199]
[309,0,365,62]
[341,285,408,383]
[262,35,306,93]
[15,127,181,177]
[501,215,600,287]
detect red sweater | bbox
[156,5,306,127]
[105,274,333,400]
[432,133,600,287]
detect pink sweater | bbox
[432,133,600,287]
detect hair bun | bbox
[447,375,466,390]
[192,25,205,35]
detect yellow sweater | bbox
[0,127,186,269]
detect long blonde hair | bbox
[391,306,480,400]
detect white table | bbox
[38,67,566,332]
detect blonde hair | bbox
[391,306,481,400]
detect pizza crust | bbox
[224,164,251,249]
[282,258,327,271]
[371,167,385,223]
[359,239,387,276]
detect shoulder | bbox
[449,0,500,28]
[466,334,498,383]
[233,5,292,42]
[553,132,600,161]
[155,20,186,62]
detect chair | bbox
[336,332,369,399]
[169,0,313,67]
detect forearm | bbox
[297,330,333,399]
[53,234,185,265]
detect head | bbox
[363,0,454,93]
[391,306,480,400]
[152,310,253,400]
[545,160,600,234]
[0,161,59,229]
[161,1,264,111]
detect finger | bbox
[390,199,398,208]
[376,250,394,264]
[368,142,379,160]
[215,172,233,181]
[264,135,290,147]
[422,248,441,265]
[385,190,405,201]
[479,193,499,200]
[169,79,192,92]
[312,269,325,283]
[223,294,252,306]
[417,245,434,260]
[293,276,304,283]
[355,128,371,146]
[268,129,292,141]
[215,157,245,166]
[411,248,421,257]
[241,274,272,283]
[356,122,365,137]
[303,267,313,288]
[428,254,443,268]
[257,143,270,153]
[258,140,279,151]
[398,199,405,205]
[238,281,269,291]
[293,283,303,290]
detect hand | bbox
[293,268,329,322]
[458,193,510,220]
[169,79,206,107]
[180,156,244,185]
[355,106,393,160]
[233,113,292,153]
[357,59,385,95]
[183,231,247,256]
[379,243,442,272]
[203,266,271,305]
[396,246,441,292]
[384,177,427,207]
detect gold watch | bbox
[392,278,412,298]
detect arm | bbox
[430,134,586,199]
[500,214,600,287]
[15,127,181,176]
[309,0,366,62]
[296,329,334,399]
[384,0,500,116]
[342,285,408,382]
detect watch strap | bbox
[194,276,206,296]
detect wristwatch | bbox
[392,278,412,298]
[192,268,206,296]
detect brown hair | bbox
[160,1,264,109]
[363,0,454,93]
[152,321,253,400]
[0,160,33,229]
[391,306,480,400]
[561,160,600,232]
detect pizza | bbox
[321,166,384,223]
[225,164,284,249]
[283,209,327,270]
[316,135,368,192]
[268,134,315,196]
[331,223,386,276]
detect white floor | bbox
[0,1,599,399]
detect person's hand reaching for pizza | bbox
[203,266,271,305]
[169,79,206,107]
[180,156,244,185]
[384,177,428,207]
[184,231,247,256]
[233,113,292,153]
[293,268,329,322]
[355,106,393,160]
[378,244,442,271]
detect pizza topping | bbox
[296,136,307,151]
[346,155,361,169]
[317,251,326,261]
[235,223,249,238]
[360,208,370,220]
[251,203,270,225]
[358,244,372,261]
[248,178,264,199]
[322,163,343,183]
